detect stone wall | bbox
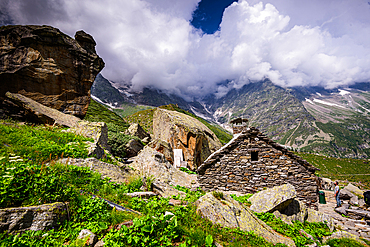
[197,127,319,209]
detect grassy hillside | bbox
[113,103,154,118]
[84,99,129,128]
[297,152,370,189]
[124,104,232,144]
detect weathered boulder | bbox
[195,193,295,247]
[273,199,308,224]
[57,158,130,184]
[5,92,81,127]
[272,198,335,231]
[343,183,363,196]
[125,123,150,141]
[339,189,355,200]
[148,139,174,164]
[0,25,104,119]
[77,229,98,247]
[125,139,144,158]
[249,183,297,213]
[153,108,222,170]
[129,146,199,197]
[0,202,68,233]
[306,208,335,231]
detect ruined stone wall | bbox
[198,136,319,209]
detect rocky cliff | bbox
[0,25,104,118]
[153,108,222,170]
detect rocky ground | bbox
[319,190,370,240]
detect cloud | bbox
[2,0,370,99]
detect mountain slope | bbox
[92,74,370,158]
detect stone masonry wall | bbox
[198,129,319,209]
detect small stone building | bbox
[197,118,320,209]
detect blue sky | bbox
[1,0,370,99]
[191,0,237,34]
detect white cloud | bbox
[2,0,370,99]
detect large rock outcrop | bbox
[196,192,295,247]
[0,202,68,233]
[0,25,104,119]
[153,108,222,170]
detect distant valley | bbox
[92,74,370,159]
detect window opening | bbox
[251,151,258,161]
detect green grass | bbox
[0,120,91,164]
[84,99,129,128]
[113,103,154,118]
[297,152,370,189]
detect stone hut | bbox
[197,120,320,209]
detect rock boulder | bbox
[343,183,363,196]
[0,202,68,233]
[153,108,222,170]
[249,183,297,213]
[196,192,295,247]
[0,25,104,119]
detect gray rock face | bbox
[78,229,98,247]
[5,92,82,127]
[273,199,308,224]
[153,108,222,170]
[0,202,68,233]
[249,183,297,213]
[195,192,296,247]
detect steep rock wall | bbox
[0,25,104,118]
[153,108,222,170]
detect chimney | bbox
[230,118,249,135]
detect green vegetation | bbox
[255,212,331,247]
[85,99,140,158]
[180,167,197,174]
[84,99,129,128]
[113,103,154,118]
[230,193,253,207]
[297,152,370,189]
